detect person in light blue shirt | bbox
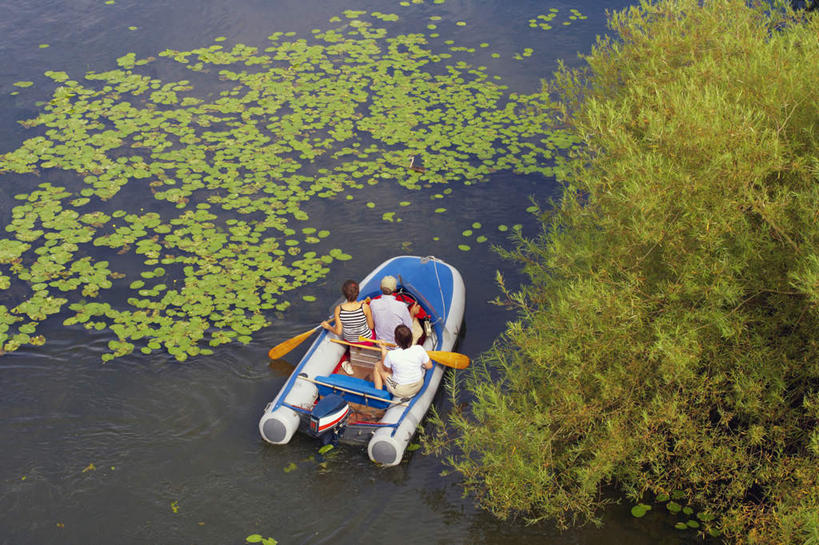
[368,275,419,344]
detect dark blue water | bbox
[0,1,702,543]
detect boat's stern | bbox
[259,376,318,444]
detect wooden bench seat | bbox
[349,344,382,369]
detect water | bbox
[1,0,702,543]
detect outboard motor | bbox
[309,394,350,445]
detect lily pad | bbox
[630,504,651,518]
[0,9,570,362]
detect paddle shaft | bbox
[330,338,470,369]
[330,338,382,352]
[296,374,407,406]
[363,336,397,347]
[267,319,333,360]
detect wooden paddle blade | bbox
[268,326,319,359]
[427,351,470,370]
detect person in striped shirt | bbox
[321,279,374,343]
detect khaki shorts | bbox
[411,318,423,344]
[385,377,424,399]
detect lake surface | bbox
[1,0,703,543]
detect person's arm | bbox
[398,301,412,327]
[363,301,374,331]
[373,345,387,391]
[419,346,432,369]
[322,306,343,336]
[379,346,393,375]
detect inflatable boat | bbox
[259,255,465,466]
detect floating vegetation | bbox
[513,48,535,61]
[631,491,721,536]
[529,8,587,30]
[630,503,651,518]
[246,535,278,545]
[0,10,576,362]
[529,12,558,30]
[568,9,588,22]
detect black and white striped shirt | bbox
[339,305,371,342]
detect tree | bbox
[429,1,819,543]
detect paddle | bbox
[267,320,331,360]
[330,338,471,370]
[363,336,397,348]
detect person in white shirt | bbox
[368,275,420,344]
[374,324,432,399]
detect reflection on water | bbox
[0,0,701,544]
[267,358,298,377]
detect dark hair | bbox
[394,324,412,349]
[341,280,359,302]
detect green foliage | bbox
[429,1,819,543]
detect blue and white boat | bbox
[258,255,465,466]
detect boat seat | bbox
[314,374,393,409]
[348,344,381,370]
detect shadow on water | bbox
[268,357,300,378]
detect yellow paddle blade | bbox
[427,351,470,370]
[267,326,319,360]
